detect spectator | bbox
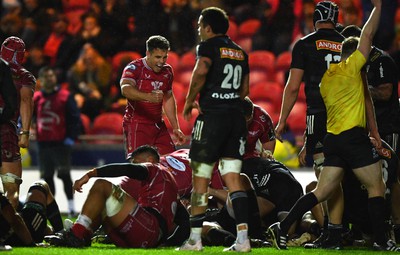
[33,66,81,217]
[67,43,112,120]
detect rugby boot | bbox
[176,239,203,251]
[267,222,288,250]
[373,240,400,252]
[223,239,251,252]
[304,231,343,250]
[44,230,91,247]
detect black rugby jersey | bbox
[291,29,344,114]
[196,35,249,112]
[366,47,400,134]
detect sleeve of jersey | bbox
[120,62,139,84]
[290,40,305,70]
[96,163,149,180]
[197,41,214,60]
[376,57,398,85]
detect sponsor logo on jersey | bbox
[220,48,244,60]
[315,40,342,52]
[211,92,240,99]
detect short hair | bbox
[241,97,254,117]
[146,35,170,52]
[341,36,359,59]
[200,7,229,34]
[128,145,160,162]
[38,66,54,78]
[340,25,361,38]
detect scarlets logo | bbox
[220,48,244,60]
[315,40,342,52]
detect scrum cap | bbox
[1,36,25,64]
[313,1,339,28]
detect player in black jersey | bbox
[275,1,345,248]
[178,6,250,252]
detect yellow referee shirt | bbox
[320,50,367,135]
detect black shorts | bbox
[305,112,327,156]
[189,112,247,163]
[20,201,47,243]
[323,127,380,169]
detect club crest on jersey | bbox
[315,40,342,52]
[151,81,163,90]
[220,48,244,60]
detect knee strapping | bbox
[105,185,125,217]
[1,173,22,184]
[313,157,325,173]
[192,161,213,179]
[219,159,242,176]
[191,192,209,207]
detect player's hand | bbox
[149,90,164,103]
[73,174,90,193]
[274,121,286,142]
[173,128,187,145]
[183,101,201,121]
[18,134,30,148]
[298,145,307,166]
[369,130,382,149]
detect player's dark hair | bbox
[341,36,359,59]
[38,66,54,78]
[340,25,361,38]
[146,35,170,52]
[200,7,229,34]
[130,145,160,162]
[241,97,254,117]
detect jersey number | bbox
[324,54,341,69]
[221,64,242,89]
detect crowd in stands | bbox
[0,0,399,144]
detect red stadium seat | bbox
[249,81,283,110]
[179,51,196,72]
[238,19,261,38]
[227,20,239,41]
[249,70,269,86]
[172,82,188,112]
[80,113,91,134]
[167,51,180,71]
[237,37,253,54]
[249,50,276,73]
[286,101,307,135]
[275,51,292,72]
[111,51,142,72]
[176,70,193,87]
[89,112,124,143]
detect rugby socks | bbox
[368,196,387,245]
[189,213,205,242]
[246,189,263,239]
[72,214,92,240]
[67,199,75,215]
[230,191,249,243]
[281,192,319,235]
[327,223,343,243]
[46,200,63,232]
[393,224,400,243]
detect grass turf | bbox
[11,244,392,255]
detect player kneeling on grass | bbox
[44,145,188,248]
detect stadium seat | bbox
[286,101,307,135]
[275,51,292,72]
[111,51,142,72]
[80,113,91,134]
[89,112,124,143]
[249,50,276,73]
[172,82,188,111]
[176,70,193,87]
[167,51,180,71]
[249,70,269,87]
[179,51,196,72]
[227,20,239,41]
[249,81,283,110]
[237,37,253,54]
[238,19,261,39]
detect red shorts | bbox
[123,121,175,158]
[0,122,21,162]
[108,205,161,248]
